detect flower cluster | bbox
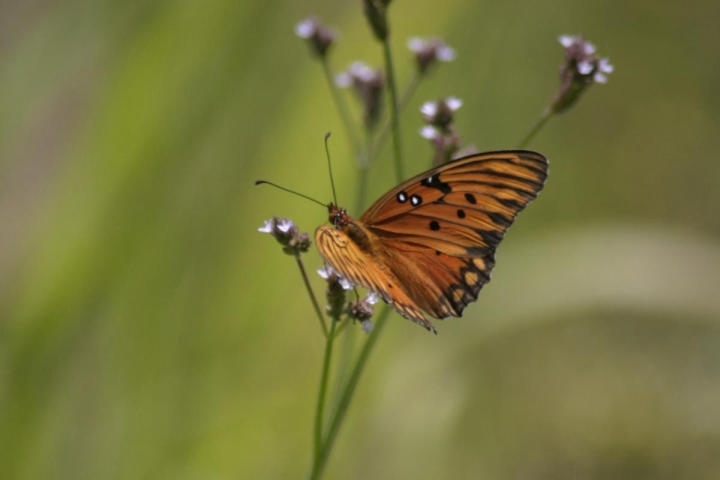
[317,266,379,332]
[317,265,353,319]
[551,35,614,113]
[407,37,456,74]
[336,61,385,129]
[419,97,464,165]
[294,17,337,57]
[258,217,310,256]
[347,292,379,333]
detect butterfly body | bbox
[316,150,548,333]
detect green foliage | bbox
[1,1,720,479]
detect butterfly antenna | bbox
[254,180,327,208]
[324,132,338,207]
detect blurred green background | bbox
[2,1,720,479]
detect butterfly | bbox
[315,150,548,333]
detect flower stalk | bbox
[322,58,363,152]
[297,257,328,337]
[310,304,390,480]
[312,315,338,473]
[520,34,613,147]
[382,39,404,182]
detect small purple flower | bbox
[258,217,310,256]
[348,292,380,333]
[593,58,614,84]
[336,61,384,129]
[258,219,273,233]
[421,97,462,128]
[407,36,456,73]
[420,125,439,140]
[420,97,465,165]
[294,16,337,57]
[317,265,354,291]
[551,34,614,113]
[318,264,353,318]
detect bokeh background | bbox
[2,1,720,479]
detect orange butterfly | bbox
[315,150,548,333]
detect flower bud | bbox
[407,37,456,74]
[551,35,614,113]
[347,292,379,333]
[362,0,392,40]
[317,265,354,319]
[336,61,385,129]
[257,217,311,256]
[295,16,337,58]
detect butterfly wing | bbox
[315,225,438,333]
[361,150,548,320]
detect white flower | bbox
[258,219,273,233]
[294,18,316,39]
[338,277,353,290]
[361,319,375,334]
[421,101,438,118]
[598,58,614,73]
[407,37,426,52]
[276,218,294,233]
[407,37,456,62]
[420,125,439,139]
[365,291,379,305]
[436,43,456,61]
[446,96,463,111]
[317,265,335,279]
[577,60,594,75]
[348,61,375,82]
[558,34,575,47]
[317,265,354,290]
[593,58,614,84]
[559,34,595,54]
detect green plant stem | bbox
[322,58,362,152]
[355,129,373,213]
[371,73,420,162]
[295,256,327,337]
[310,305,390,479]
[312,316,338,474]
[518,108,552,148]
[356,73,420,213]
[382,39,404,182]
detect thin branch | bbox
[312,316,338,472]
[321,58,362,152]
[295,256,328,337]
[371,72,420,161]
[382,39,404,183]
[310,305,391,479]
[518,107,552,148]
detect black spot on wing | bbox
[421,174,452,194]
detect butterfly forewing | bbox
[359,150,548,324]
[360,151,547,224]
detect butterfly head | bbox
[328,204,349,227]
